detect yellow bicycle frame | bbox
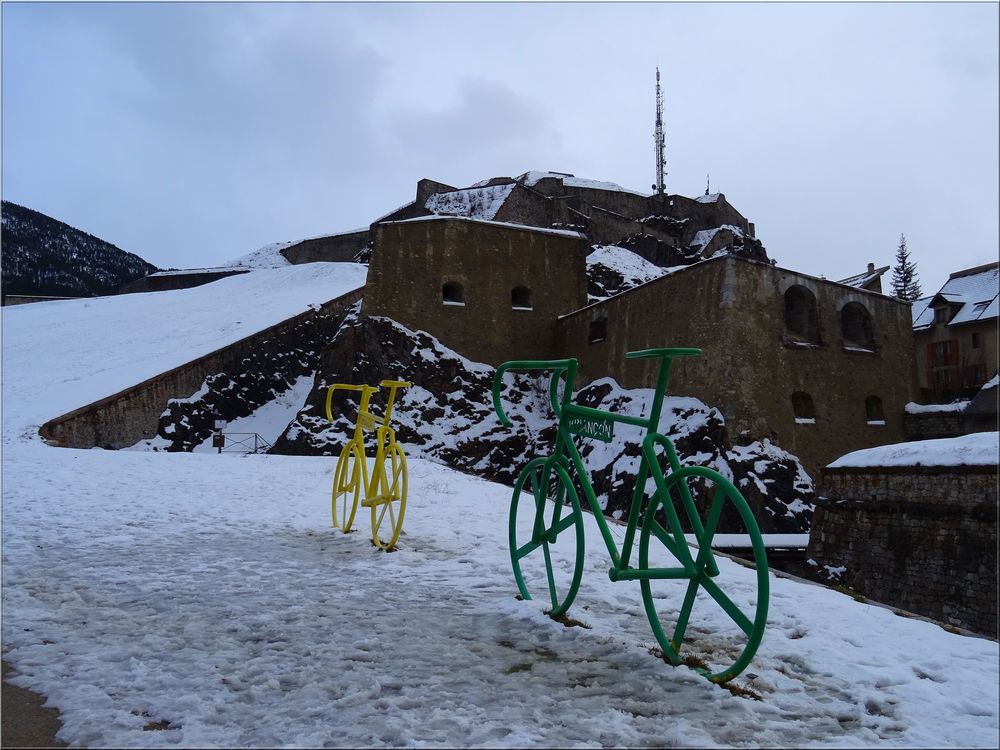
[326,379,412,549]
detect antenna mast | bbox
[653,67,666,194]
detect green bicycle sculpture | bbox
[492,348,769,683]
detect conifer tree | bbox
[891,233,922,301]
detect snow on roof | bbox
[695,192,721,203]
[424,183,516,221]
[827,432,998,469]
[837,265,890,289]
[913,263,998,329]
[517,170,648,197]
[911,296,933,328]
[381,214,587,239]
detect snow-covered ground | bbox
[827,432,998,469]
[2,271,998,748]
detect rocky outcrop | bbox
[272,314,814,532]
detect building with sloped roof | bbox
[911,262,998,401]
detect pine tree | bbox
[891,233,922,301]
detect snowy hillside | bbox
[587,244,682,300]
[1,262,367,438]
[2,265,998,748]
[1,200,157,297]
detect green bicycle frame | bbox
[492,349,715,581]
[492,348,769,682]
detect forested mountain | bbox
[1,201,157,298]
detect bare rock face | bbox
[272,314,814,533]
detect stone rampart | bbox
[40,289,362,449]
[807,465,998,637]
[282,233,369,264]
[905,413,998,440]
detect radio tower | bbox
[653,67,666,194]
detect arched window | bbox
[589,317,608,344]
[784,285,821,344]
[865,395,885,424]
[511,286,533,310]
[792,391,816,423]
[442,281,465,306]
[841,302,875,350]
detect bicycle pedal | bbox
[361,494,394,508]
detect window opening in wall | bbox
[841,301,876,351]
[784,286,821,345]
[442,281,465,306]
[972,332,984,349]
[511,286,533,310]
[589,317,608,344]
[791,391,816,424]
[865,395,885,425]
[928,339,957,367]
[934,306,950,325]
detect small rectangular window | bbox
[972,332,984,349]
[588,318,608,344]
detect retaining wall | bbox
[40,289,362,450]
[807,465,998,637]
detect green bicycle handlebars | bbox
[492,359,577,427]
[491,348,702,427]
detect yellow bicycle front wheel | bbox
[371,443,407,550]
[332,442,363,532]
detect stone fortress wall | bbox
[554,255,915,481]
[807,464,998,637]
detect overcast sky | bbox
[2,1,997,294]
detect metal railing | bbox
[217,432,272,454]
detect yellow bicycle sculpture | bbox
[325,379,411,550]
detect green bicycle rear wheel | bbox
[639,465,769,684]
[509,457,585,618]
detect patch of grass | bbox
[549,611,592,629]
[504,662,533,674]
[648,647,763,700]
[720,681,763,701]
[142,719,174,731]
[833,583,867,603]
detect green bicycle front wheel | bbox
[509,457,585,618]
[639,466,769,684]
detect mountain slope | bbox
[1,201,157,297]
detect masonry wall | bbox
[363,217,589,366]
[119,270,250,294]
[282,232,369,264]
[40,289,362,449]
[555,256,916,481]
[807,466,998,637]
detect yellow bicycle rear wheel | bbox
[332,442,363,532]
[370,443,407,550]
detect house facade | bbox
[911,262,999,402]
